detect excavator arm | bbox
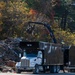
[26,21,57,43]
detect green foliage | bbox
[0,0,30,39]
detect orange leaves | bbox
[29,9,38,15]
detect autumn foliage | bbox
[29,9,38,15]
[0,0,75,45]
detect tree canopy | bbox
[0,0,75,45]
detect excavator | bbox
[26,21,57,43]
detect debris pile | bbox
[0,37,23,72]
